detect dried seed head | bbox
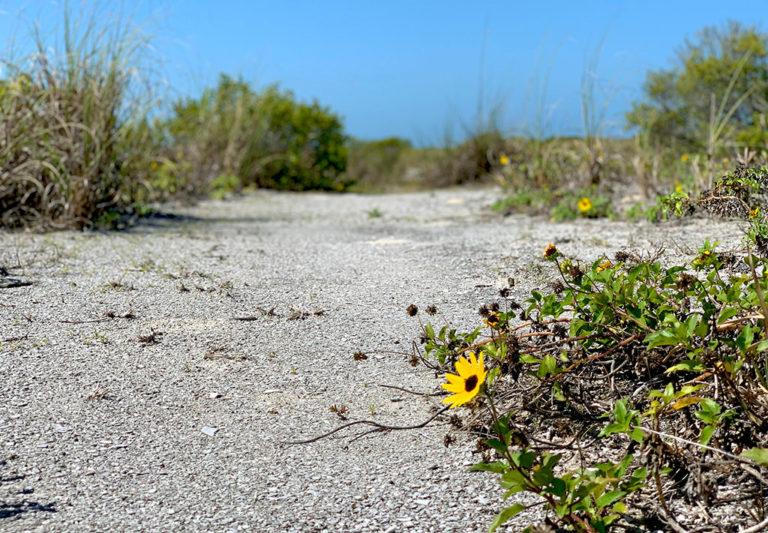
[478,304,490,317]
[406,304,418,317]
[353,351,367,361]
[499,287,511,298]
[568,264,583,280]
[425,305,437,316]
[676,273,696,292]
[490,302,500,312]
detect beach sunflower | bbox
[577,197,592,213]
[499,154,510,166]
[442,351,486,409]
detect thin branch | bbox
[657,504,691,533]
[285,406,450,445]
[378,383,443,397]
[636,426,751,464]
[546,333,646,383]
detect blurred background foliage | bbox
[0,5,767,228]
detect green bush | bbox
[160,75,349,192]
[626,21,768,153]
[344,137,412,190]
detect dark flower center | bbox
[464,375,478,392]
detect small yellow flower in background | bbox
[681,153,689,163]
[675,182,683,194]
[150,161,159,171]
[499,154,510,166]
[578,197,592,213]
[176,151,184,160]
[484,312,501,329]
[543,243,558,259]
[750,207,760,219]
[597,151,604,159]
[442,351,486,409]
[596,259,612,273]
[722,157,730,164]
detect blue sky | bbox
[2,1,767,144]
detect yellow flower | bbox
[681,153,689,163]
[499,154,510,166]
[578,197,592,213]
[442,351,486,409]
[675,182,683,194]
[750,207,760,219]
[596,259,612,273]
[722,157,729,164]
[150,161,158,171]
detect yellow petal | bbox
[442,381,465,394]
[445,373,463,385]
[454,356,471,377]
[443,391,472,408]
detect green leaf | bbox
[645,329,679,348]
[717,307,740,325]
[756,340,768,352]
[665,359,706,373]
[546,477,567,498]
[630,427,645,443]
[488,503,526,532]
[736,324,754,352]
[699,425,715,446]
[486,439,508,456]
[537,354,557,378]
[596,490,627,509]
[741,448,768,466]
[470,462,507,474]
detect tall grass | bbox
[0,4,157,228]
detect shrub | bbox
[626,21,768,153]
[344,137,412,191]
[160,75,349,193]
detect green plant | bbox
[402,167,768,531]
[209,173,242,200]
[626,21,768,155]
[0,3,159,228]
[344,137,412,191]
[160,76,349,193]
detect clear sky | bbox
[2,1,767,145]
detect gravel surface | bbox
[0,187,743,532]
